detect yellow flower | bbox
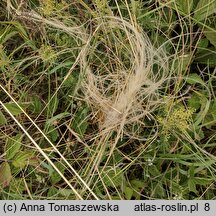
[158,106,194,133]
[40,0,55,16]
[39,0,68,16]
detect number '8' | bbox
[204,203,210,211]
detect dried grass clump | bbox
[80,16,170,141]
[9,9,170,142]
[5,4,174,196]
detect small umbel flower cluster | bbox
[158,106,195,133]
[94,0,112,16]
[39,0,68,16]
[39,0,55,16]
[38,44,56,64]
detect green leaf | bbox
[195,50,216,67]
[46,95,59,117]
[194,94,211,127]
[205,100,216,118]
[203,114,214,129]
[59,188,73,197]
[46,112,70,125]
[0,26,19,44]
[41,161,55,176]
[202,100,216,128]
[185,73,205,85]
[47,186,59,198]
[194,128,205,140]
[175,0,193,14]
[101,167,124,187]
[72,106,90,137]
[28,155,40,167]
[0,111,7,125]
[1,21,28,39]
[188,165,195,177]
[188,179,197,193]
[4,103,28,116]
[124,186,134,200]
[63,72,79,89]
[48,61,72,75]
[188,177,212,193]
[209,100,216,119]
[152,182,166,198]
[46,125,59,142]
[0,162,12,189]
[188,93,202,110]
[12,151,34,168]
[204,29,216,48]
[31,96,42,113]
[148,165,161,176]
[169,181,184,196]
[193,177,213,185]
[173,53,192,73]
[197,38,209,50]
[131,179,144,190]
[5,134,22,160]
[14,74,29,86]
[50,162,65,184]
[194,0,216,21]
